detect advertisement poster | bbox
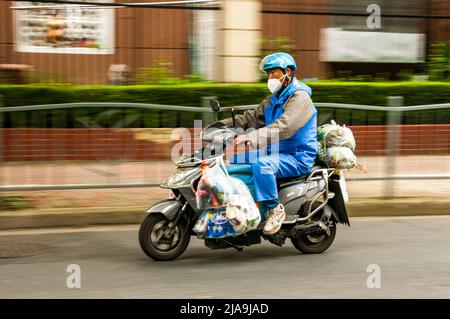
[14,1,114,54]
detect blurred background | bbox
[0,0,449,221]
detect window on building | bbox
[321,0,427,63]
[329,0,427,33]
[14,1,114,54]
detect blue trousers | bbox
[230,150,311,204]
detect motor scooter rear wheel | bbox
[290,224,336,254]
[139,214,190,261]
[290,203,337,254]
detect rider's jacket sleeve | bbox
[220,98,269,130]
[246,90,315,149]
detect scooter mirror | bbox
[210,99,221,112]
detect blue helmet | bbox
[259,52,297,72]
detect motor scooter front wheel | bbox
[139,214,190,261]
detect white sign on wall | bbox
[321,28,425,63]
[14,1,114,54]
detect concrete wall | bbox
[217,0,262,82]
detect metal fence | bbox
[0,96,449,195]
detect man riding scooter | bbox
[218,52,318,236]
[138,52,352,261]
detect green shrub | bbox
[134,60,210,85]
[0,195,34,211]
[135,60,177,85]
[428,43,450,81]
[0,82,449,127]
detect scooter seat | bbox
[225,164,253,174]
[276,165,323,186]
[227,164,323,181]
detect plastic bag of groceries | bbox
[317,144,357,169]
[194,208,237,239]
[196,158,234,210]
[317,143,367,172]
[317,142,327,167]
[192,210,209,237]
[194,157,261,238]
[317,120,356,151]
[225,179,261,234]
[206,208,238,238]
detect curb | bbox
[347,199,450,217]
[0,206,148,230]
[1,199,449,230]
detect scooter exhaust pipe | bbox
[289,221,330,238]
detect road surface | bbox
[1,216,449,298]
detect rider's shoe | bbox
[263,204,286,235]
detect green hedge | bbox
[0,82,449,127]
[2,82,450,106]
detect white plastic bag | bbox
[196,157,234,209]
[317,120,356,151]
[226,199,248,233]
[193,210,209,237]
[325,146,357,169]
[225,180,261,233]
[195,157,261,236]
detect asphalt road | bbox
[1,216,450,298]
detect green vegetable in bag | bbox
[317,143,357,169]
[325,147,357,169]
[317,120,356,151]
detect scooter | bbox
[139,99,350,261]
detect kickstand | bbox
[223,240,244,252]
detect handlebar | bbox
[201,125,236,143]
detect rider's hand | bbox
[224,135,251,155]
[233,134,251,147]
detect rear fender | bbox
[327,178,350,226]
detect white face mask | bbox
[267,73,288,94]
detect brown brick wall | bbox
[1,125,449,161]
[0,0,191,84]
